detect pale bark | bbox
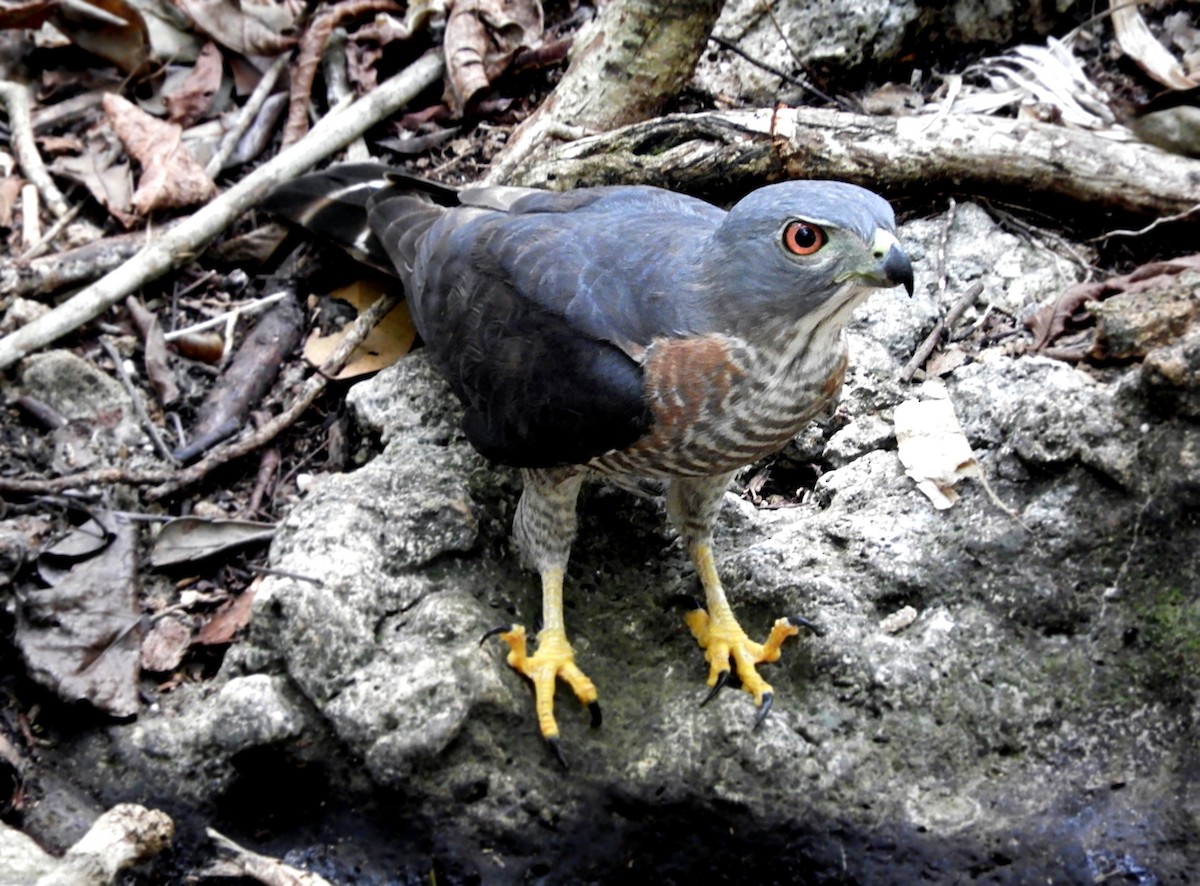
[486,0,725,184]
[512,106,1200,218]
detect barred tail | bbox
[261,163,455,278]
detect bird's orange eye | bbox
[783,221,826,256]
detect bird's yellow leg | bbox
[682,542,801,718]
[493,568,599,751]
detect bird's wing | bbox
[266,168,731,467]
[369,186,726,467]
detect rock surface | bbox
[21,206,1200,884]
[693,0,1077,106]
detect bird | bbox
[263,164,913,764]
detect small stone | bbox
[880,605,919,634]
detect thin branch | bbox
[0,49,443,371]
[98,338,178,464]
[16,199,86,262]
[163,291,288,340]
[206,53,291,178]
[900,282,985,382]
[1089,202,1200,241]
[0,80,71,219]
[146,290,401,500]
[0,467,174,496]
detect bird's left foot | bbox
[675,601,815,727]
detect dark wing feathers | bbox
[265,165,677,467]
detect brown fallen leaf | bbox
[140,616,192,672]
[17,517,142,717]
[150,517,275,568]
[281,0,403,148]
[195,581,258,645]
[1090,270,1200,360]
[0,0,55,29]
[163,41,225,128]
[49,0,151,73]
[48,132,137,227]
[102,93,218,215]
[444,0,543,114]
[173,0,301,56]
[126,296,180,407]
[1030,254,1200,355]
[303,279,415,379]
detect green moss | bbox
[1130,587,1200,703]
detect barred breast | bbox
[588,328,849,479]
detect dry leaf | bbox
[444,0,543,113]
[40,516,114,565]
[126,296,180,407]
[50,0,151,73]
[141,616,192,672]
[1111,0,1198,90]
[150,517,275,568]
[360,0,445,43]
[18,517,142,717]
[0,0,55,28]
[102,92,218,215]
[894,395,980,510]
[304,279,415,378]
[173,0,300,55]
[163,41,224,127]
[195,581,257,645]
[48,129,137,227]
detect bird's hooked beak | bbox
[871,228,914,296]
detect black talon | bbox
[753,692,774,730]
[547,736,568,769]
[700,669,730,706]
[664,593,703,613]
[588,701,603,728]
[787,615,824,636]
[479,624,514,646]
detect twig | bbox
[935,197,957,300]
[0,466,174,496]
[246,564,326,586]
[0,80,71,219]
[0,49,443,371]
[206,54,291,178]
[16,199,86,262]
[282,0,403,149]
[206,827,334,885]
[2,224,174,299]
[20,183,39,246]
[146,289,401,500]
[900,282,985,382]
[244,446,280,516]
[708,34,847,109]
[1089,202,1200,241]
[98,338,178,464]
[163,291,288,340]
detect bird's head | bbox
[704,180,913,333]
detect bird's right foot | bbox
[481,624,601,766]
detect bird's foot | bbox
[481,624,601,766]
[678,604,814,727]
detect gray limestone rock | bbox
[693,0,1076,106]
[15,349,150,472]
[38,205,1199,883]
